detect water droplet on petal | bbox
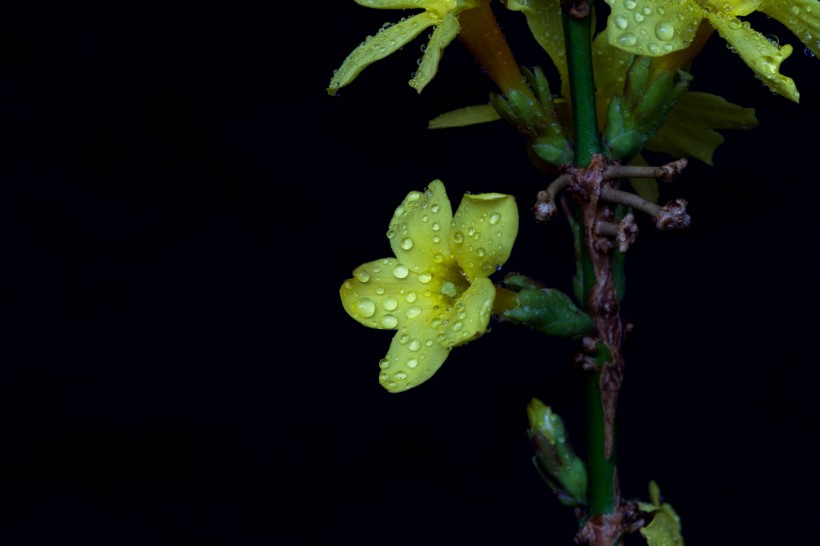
[356,298,376,318]
[614,15,628,30]
[407,359,418,369]
[379,358,391,369]
[393,372,407,381]
[405,292,417,303]
[618,33,638,47]
[401,237,414,250]
[452,321,464,332]
[392,264,409,279]
[381,315,398,328]
[453,231,464,244]
[418,273,432,284]
[408,339,421,351]
[441,282,457,297]
[432,222,441,231]
[383,297,398,311]
[488,212,501,225]
[406,306,422,319]
[355,270,370,282]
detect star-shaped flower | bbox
[604,0,820,102]
[339,180,518,392]
[327,0,480,95]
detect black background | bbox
[3,1,819,544]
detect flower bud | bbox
[527,398,587,506]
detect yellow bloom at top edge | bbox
[339,180,518,392]
[327,0,480,95]
[604,0,820,103]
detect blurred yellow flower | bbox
[327,0,480,95]
[339,180,518,392]
[604,0,820,102]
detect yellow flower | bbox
[604,0,820,102]
[339,180,518,392]
[637,481,685,546]
[327,0,480,95]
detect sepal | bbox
[498,274,594,337]
[603,57,692,162]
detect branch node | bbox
[534,173,572,222]
[653,198,691,230]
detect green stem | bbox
[562,3,601,166]
[563,2,617,521]
[586,348,617,515]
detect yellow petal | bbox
[438,277,495,347]
[505,0,569,99]
[427,104,501,128]
[451,192,518,280]
[592,27,634,130]
[640,509,685,546]
[760,0,820,58]
[327,12,437,94]
[604,0,701,57]
[704,10,799,101]
[705,0,762,16]
[410,12,460,92]
[646,91,758,165]
[378,318,451,392]
[340,258,450,330]
[388,180,456,273]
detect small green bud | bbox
[489,67,573,168]
[500,284,594,338]
[527,398,587,506]
[603,56,693,162]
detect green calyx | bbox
[490,66,574,167]
[603,56,692,162]
[499,274,593,337]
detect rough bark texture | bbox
[571,154,625,460]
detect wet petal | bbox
[388,179,455,273]
[451,192,518,280]
[711,0,763,17]
[505,0,569,98]
[604,0,701,57]
[704,10,799,101]
[438,277,495,347]
[340,258,453,330]
[328,12,438,94]
[410,12,460,92]
[378,318,451,392]
[761,0,820,58]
